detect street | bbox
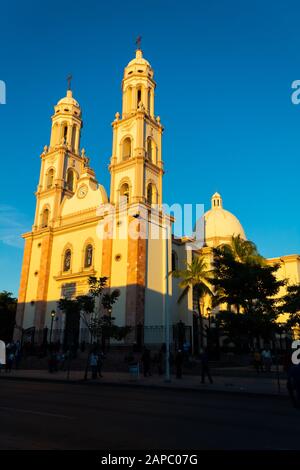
[0,380,299,450]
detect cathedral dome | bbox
[203,193,246,247]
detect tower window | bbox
[122,138,132,160]
[148,89,151,114]
[63,249,72,272]
[46,169,55,189]
[41,208,49,228]
[147,138,152,161]
[147,183,157,205]
[120,183,130,204]
[84,244,93,268]
[63,125,68,144]
[71,125,76,151]
[67,169,74,191]
[147,184,153,205]
[172,250,178,271]
[137,88,142,106]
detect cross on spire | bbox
[135,35,142,50]
[67,74,72,91]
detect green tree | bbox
[173,255,213,349]
[212,240,284,350]
[58,276,130,350]
[58,277,130,380]
[0,291,17,343]
[220,234,265,265]
[280,284,300,328]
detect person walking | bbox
[141,347,151,377]
[287,362,300,408]
[261,346,272,372]
[89,351,98,380]
[175,349,184,379]
[5,351,14,373]
[97,351,104,378]
[200,348,213,384]
[253,350,263,373]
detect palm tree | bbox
[173,255,213,349]
[220,234,265,265]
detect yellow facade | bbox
[16,49,299,345]
[16,49,172,342]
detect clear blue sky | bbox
[1,0,300,296]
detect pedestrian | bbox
[261,346,272,372]
[287,363,300,408]
[253,350,262,373]
[5,352,14,373]
[141,347,151,377]
[200,348,213,384]
[175,349,184,379]
[58,351,66,371]
[97,351,104,378]
[48,352,57,373]
[89,351,98,379]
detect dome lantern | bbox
[211,192,223,209]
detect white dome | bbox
[203,193,246,247]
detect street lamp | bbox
[206,307,212,352]
[133,212,171,382]
[50,310,56,344]
[207,307,212,328]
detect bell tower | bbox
[109,47,164,207]
[33,85,83,231]
[104,47,172,333]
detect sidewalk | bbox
[0,368,289,397]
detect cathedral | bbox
[16,48,300,347]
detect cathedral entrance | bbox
[64,310,80,351]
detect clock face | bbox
[78,185,88,199]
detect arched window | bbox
[147,183,157,205]
[127,87,132,113]
[63,125,68,144]
[122,138,131,161]
[46,169,54,189]
[172,250,178,271]
[42,208,49,228]
[120,183,130,203]
[137,87,142,107]
[63,249,72,272]
[84,244,93,268]
[148,89,151,114]
[147,138,152,161]
[67,169,74,191]
[147,184,153,205]
[71,125,76,151]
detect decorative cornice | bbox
[54,269,96,282]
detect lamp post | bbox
[207,307,212,328]
[133,212,171,382]
[50,310,56,344]
[206,306,211,352]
